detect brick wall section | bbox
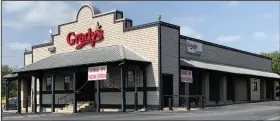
[161,26,179,106]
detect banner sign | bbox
[88,65,107,81]
[187,40,202,55]
[181,70,193,83]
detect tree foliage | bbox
[261,51,280,74]
[1,65,18,98]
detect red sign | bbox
[66,22,104,49]
[88,65,107,81]
[181,70,193,83]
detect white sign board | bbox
[181,70,193,83]
[187,40,202,55]
[88,65,107,81]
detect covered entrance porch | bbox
[12,45,150,113]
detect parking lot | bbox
[2,101,280,120]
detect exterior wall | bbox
[219,76,227,101]
[160,26,180,106]
[234,77,247,101]
[201,72,209,101]
[41,71,74,104]
[250,78,260,101]
[180,38,272,72]
[30,6,159,107]
[24,54,32,66]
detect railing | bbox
[58,93,73,104]
[164,95,205,110]
[58,81,89,104]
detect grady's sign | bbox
[66,22,104,49]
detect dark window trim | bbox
[253,82,257,91]
[64,76,71,90]
[103,72,114,88]
[126,70,135,88]
[46,77,52,91]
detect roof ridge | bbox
[119,45,126,59]
[122,45,150,61]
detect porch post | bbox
[141,66,147,110]
[73,72,77,113]
[39,75,43,112]
[33,77,37,113]
[6,80,10,111]
[51,74,56,112]
[96,80,100,112]
[17,77,22,114]
[247,78,251,102]
[120,64,126,112]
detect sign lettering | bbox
[181,70,193,83]
[66,22,104,49]
[88,65,107,81]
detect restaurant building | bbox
[4,5,280,113]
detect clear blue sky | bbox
[2,1,280,68]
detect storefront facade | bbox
[8,5,279,113]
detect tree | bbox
[261,51,280,98]
[1,65,17,99]
[261,51,280,74]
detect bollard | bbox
[199,96,203,109]
[168,98,173,111]
[186,97,191,110]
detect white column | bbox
[202,72,209,101]
[219,76,227,102]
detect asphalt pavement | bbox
[2,101,280,120]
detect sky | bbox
[1,1,280,68]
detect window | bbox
[46,77,52,91]
[253,82,257,91]
[103,73,113,88]
[126,71,135,87]
[64,76,70,90]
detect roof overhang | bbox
[14,45,150,73]
[180,58,280,80]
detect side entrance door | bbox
[162,74,173,107]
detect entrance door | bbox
[209,73,220,102]
[162,74,173,107]
[76,72,95,101]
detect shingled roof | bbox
[14,45,150,73]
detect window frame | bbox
[103,73,114,88]
[252,82,257,91]
[46,77,52,91]
[64,76,71,90]
[126,70,135,88]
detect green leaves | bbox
[261,51,280,74]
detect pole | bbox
[73,72,77,113]
[96,80,100,113]
[17,78,21,114]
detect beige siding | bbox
[24,54,32,66]
[33,45,54,62]
[161,26,179,106]
[30,5,159,107]
[33,6,158,88]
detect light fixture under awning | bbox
[180,58,280,79]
